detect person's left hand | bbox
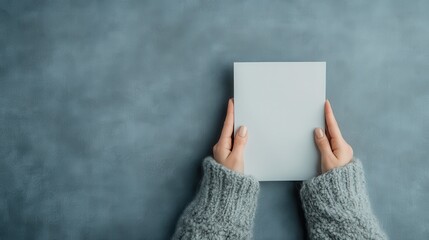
[212,98,248,173]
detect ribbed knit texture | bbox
[172,156,260,240]
[300,158,388,239]
[173,156,387,239]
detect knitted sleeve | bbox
[172,156,260,240]
[300,158,388,239]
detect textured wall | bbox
[1,0,428,239]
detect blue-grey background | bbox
[1,0,428,239]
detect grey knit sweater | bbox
[172,156,387,239]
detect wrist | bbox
[188,156,260,228]
[301,158,372,214]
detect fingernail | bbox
[315,128,324,139]
[238,126,247,137]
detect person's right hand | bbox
[314,100,354,174]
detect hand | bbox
[212,98,248,173]
[314,100,354,174]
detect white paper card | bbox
[234,62,326,181]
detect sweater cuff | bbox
[300,158,371,216]
[188,156,260,229]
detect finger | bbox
[230,125,248,159]
[314,128,335,159]
[219,98,234,140]
[325,120,331,141]
[325,100,343,140]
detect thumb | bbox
[230,125,248,159]
[314,128,335,159]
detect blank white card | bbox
[234,62,326,181]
